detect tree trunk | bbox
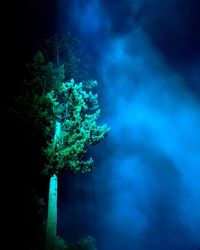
[45,174,58,250]
[45,121,61,249]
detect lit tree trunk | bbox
[45,121,61,250]
[46,174,58,250]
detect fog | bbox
[57,1,200,249]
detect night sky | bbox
[21,1,200,249]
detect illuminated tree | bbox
[26,46,109,250]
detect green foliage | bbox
[24,40,109,176]
[77,236,97,250]
[54,236,68,250]
[66,236,97,250]
[17,51,65,139]
[42,77,109,175]
[51,235,97,250]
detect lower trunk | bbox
[45,121,60,249]
[45,174,58,250]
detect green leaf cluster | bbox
[43,77,109,175]
[25,49,109,176]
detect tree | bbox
[38,34,92,83]
[23,38,109,250]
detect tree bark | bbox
[45,174,58,250]
[45,121,61,249]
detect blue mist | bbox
[57,1,200,250]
